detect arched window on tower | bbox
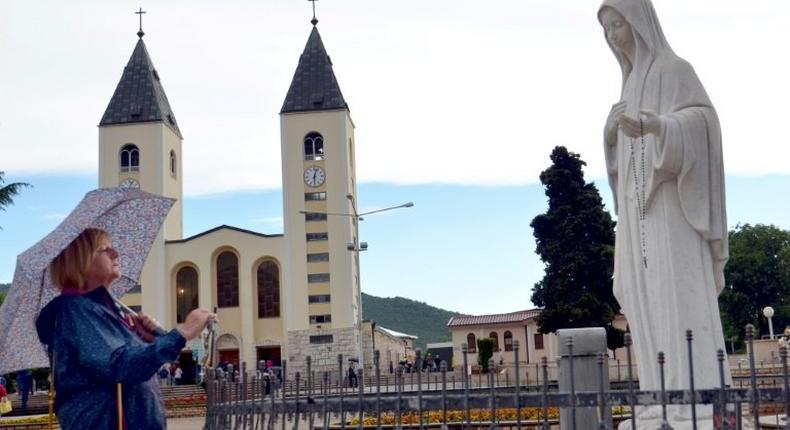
[169,150,177,178]
[120,144,140,172]
[176,266,199,323]
[257,260,280,318]
[304,132,324,160]
[467,333,477,353]
[216,251,239,307]
[489,332,499,351]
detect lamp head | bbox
[764,306,775,318]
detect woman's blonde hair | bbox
[50,228,109,290]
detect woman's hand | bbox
[618,109,663,138]
[135,313,163,342]
[177,309,217,341]
[605,101,627,143]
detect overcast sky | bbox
[2,0,789,316]
[4,0,789,192]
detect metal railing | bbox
[203,325,790,430]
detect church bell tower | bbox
[280,17,362,370]
[97,23,183,327]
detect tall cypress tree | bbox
[530,146,623,350]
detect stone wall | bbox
[371,326,409,376]
[286,326,364,383]
[286,323,410,383]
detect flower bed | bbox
[164,394,207,418]
[349,408,561,426]
[164,393,206,409]
[0,415,59,429]
[165,406,206,418]
[348,406,629,426]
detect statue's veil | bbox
[598,0,676,116]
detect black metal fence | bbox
[203,325,790,430]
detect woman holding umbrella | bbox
[35,228,215,430]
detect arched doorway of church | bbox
[216,334,240,369]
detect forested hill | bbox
[0,283,8,294]
[362,292,461,350]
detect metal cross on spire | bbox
[308,0,319,26]
[135,7,147,38]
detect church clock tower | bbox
[280,20,361,369]
[97,26,183,327]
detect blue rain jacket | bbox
[36,286,186,430]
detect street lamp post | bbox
[300,198,413,387]
[763,306,775,340]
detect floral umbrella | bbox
[0,187,174,374]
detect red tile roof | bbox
[447,309,541,327]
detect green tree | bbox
[0,171,31,228]
[476,338,494,372]
[530,146,624,351]
[719,224,790,348]
[0,292,5,308]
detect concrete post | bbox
[558,327,611,430]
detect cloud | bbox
[3,0,788,197]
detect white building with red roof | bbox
[447,309,630,378]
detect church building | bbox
[97,17,382,376]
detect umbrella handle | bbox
[111,295,167,337]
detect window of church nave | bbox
[304,132,324,161]
[503,331,513,351]
[169,150,177,178]
[120,144,139,172]
[309,314,332,324]
[305,192,327,201]
[257,261,280,318]
[466,334,476,353]
[176,266,199,323]
[216,251,239,307]
[307,252,330,262]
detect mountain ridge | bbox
[362,292,461,350]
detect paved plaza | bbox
[167,416,206,430]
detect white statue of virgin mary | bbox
[598,0,731,428]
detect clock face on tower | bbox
[304,166,326,187]
[119,178,140,189]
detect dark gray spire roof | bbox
[281,27,348,114]
[100,38,182,138]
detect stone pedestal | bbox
[558,327,610,430]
